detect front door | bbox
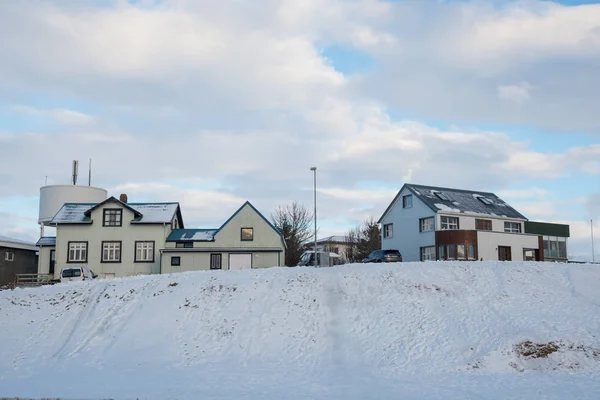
[498,246,512,261]
[49,250,55,275]
[229,253,252,270]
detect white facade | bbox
[477,231,540,262]
[38,185,107,224]
[380,187,436,262]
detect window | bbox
[468,244,477,260]
[504,222,521,233]
[402,195,413,208]
[210,254,222,270]
[457,244,466,259]
[4,252,14,262]
[434,191,451,201]
[476,196,494,205]
[543,236,568,259]
[102,241,121,263]
[383,223,393,238]
[172,218,178,230]
[176,242,193,248]
[103,209,123,227]
[447,244,456,259]
[420,246,436,261]
[67,241,87,263]
[241,227,254,241]
[475,219,492,231]
[437,245,445,260]
[441,216,459,230]
[419,217,434,232]
[135,241,154,262]
[171,256,181,266]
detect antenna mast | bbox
[89,159,92,186]
[72,160,79,185]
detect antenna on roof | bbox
[72,160,79,185]
[88,159,92,186]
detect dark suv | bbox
[362,249,403,263]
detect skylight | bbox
[434,191,451,201]
[477,196,494,205]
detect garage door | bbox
[229,253,252,270]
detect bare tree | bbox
[345,217,381,263]
[271,202,315,266]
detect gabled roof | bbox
[0,236,38,251]
[50,197,182,225]
[36,236,57,247]
[167,229,217,242]
[378,183,528,223]
[215,201,284,239]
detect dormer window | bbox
[103,209,122,227]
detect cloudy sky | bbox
[1,0,599,260]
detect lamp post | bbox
[592,219,596,263]
[310,167,318,267]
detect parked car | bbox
[362,249,403,263]
[59,266,97,283]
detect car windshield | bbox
[62,269,81,278]
[384,250,400,255]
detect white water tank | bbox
[39,185,108,224]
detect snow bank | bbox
[1,261,599,399]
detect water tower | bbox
[38,160,108,237]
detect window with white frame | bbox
[102,241,121,263]
[457,244,466,259]
[68,242,87,263]
[135,241,154,262]
[419,217,434,232]
[441,216,459,230]
[4,251,14,262]
[383,223,393,238]
[420,246,436,261]
[402,194,413,208]
[504,222,522,233]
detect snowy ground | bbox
[1,261,599,399]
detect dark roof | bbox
[379,183,528,223]
[167,229,217,242]
[36,236,56,246]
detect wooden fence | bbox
[14,273,57,287]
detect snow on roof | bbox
[50,202,179,224]
[0,235,38,251]
[167,229,217,242]
[317,235,350,243]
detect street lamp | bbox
[310,167,318,267]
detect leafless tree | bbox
[271,202,315,266]
[345,217,381,263]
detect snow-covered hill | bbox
[1,261,599,399]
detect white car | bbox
[60,266,96,283]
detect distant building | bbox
[0,236,38,287]
[378,183,570,262]
[303,236,352,261]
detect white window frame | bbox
[402,194,413,209]
[102,241,121,263]
[383,223,393,238]
[4,251,14,262]
[441,216,459,230]
[210,253,222,270]
[135,241,154,262]
[420,217,434,232]
[68,242,87,263]
[504,222,522,234]
[420,246,436,261]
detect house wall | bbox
[161,251,281,273]
[437,213,525,234]
[381,188,436,262]
[55,204,173,279]
[0,246,38,287]
[476,231,540,262]
[37,246,55,274]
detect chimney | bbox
[119,193,128,203]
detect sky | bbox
[0,0,599,261]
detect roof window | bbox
[476,196,494,205]
[434,191,451,201]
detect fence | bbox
[14,273,56,287]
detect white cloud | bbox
[12,105,95,125]
[497,82,533,104]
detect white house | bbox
[161,201,286,272]
[37,196,285,279]
[378,184,568,262]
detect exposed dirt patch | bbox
[515,341,561,359]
